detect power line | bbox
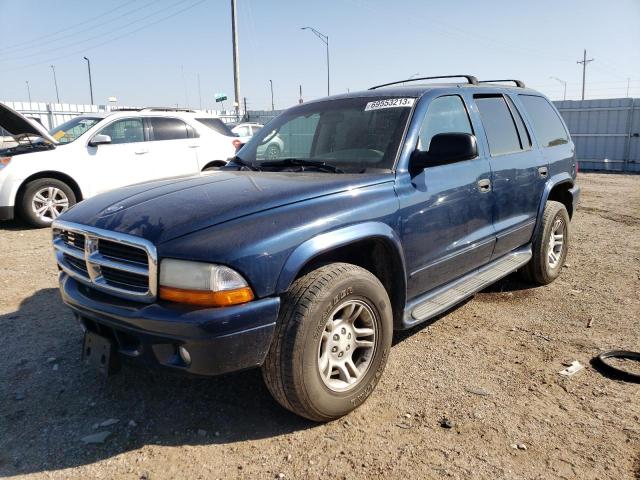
[0,0,193,62]
[2,0,206,73]
[0,0,132,50]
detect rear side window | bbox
[418,95,472,151]
[149,117,189,141]
[195,118,234,136]
[474,96,522,156]
[518,95,568,147]
[505,96,531,150]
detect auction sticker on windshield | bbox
[364,98,415,111]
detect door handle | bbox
[188,144,200,149]
[134,149,148,155]
[538,166,549,178]
[477,178,491,193]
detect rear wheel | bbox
[265,143,281,160]
[20,178,76,228]
[520,200,570,285]
[262,263,393,421]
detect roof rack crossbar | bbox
[479,79,526,88]
[369,75,479,90]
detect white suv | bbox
[0,105,238,227]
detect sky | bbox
[1,0,639,111]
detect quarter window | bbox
[519,95,569,148]
[418,95,473,151]
[97,118,144,144]
[150,117,190,141]
[474,96,522,156]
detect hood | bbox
[0,103,57,144]
[59,171,393,244]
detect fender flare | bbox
[275,221,407,294]
[533,173,574,238]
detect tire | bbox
[520,200,570,285]
[262,263,393,421]
[19,178,76,228]
[265,143,281,160]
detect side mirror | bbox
[410,132,478,169]
[88,134,112,147]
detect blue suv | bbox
[52,75,580,421]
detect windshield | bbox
[236,96,415,172]
[50,116,102,144]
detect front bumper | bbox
[59,273,280,376]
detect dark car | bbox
[52,75,580,421]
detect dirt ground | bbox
[0,172,638,480]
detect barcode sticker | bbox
[365,98,415,111]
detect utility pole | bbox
[231,0,241,119]
[83,56,94,104]
[25,80,32,103]
[576,49,594,101]
[301,27,330,96]
[299,84,303,104]
[269,79,274,110]
[50,65,60,103]
[627,78,631,98]
[243,97,247,121]
[197,73,202,109]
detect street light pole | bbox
[550,76,567,100]
[83,56,94,104]
[25,80,32,103]
[301,26,330,96]
[269,79,274,110]
[50,65,60,103]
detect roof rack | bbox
[141,107,196,113]
[110,107,142,112]
[479,79,526,88]
[369,75,479,90]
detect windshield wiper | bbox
[260,158,345,174]
[228,156,260,171]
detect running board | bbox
[403,246,532,329]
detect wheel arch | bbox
[276,222,407,329]
[201,160,228,171]
[533,174,574,239]
[16,170,83,205]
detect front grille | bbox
[98,239,148,265]
[52,221,157,303]
[101,266,148,292]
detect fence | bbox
[4,99,638,172]
[553,98,639,172]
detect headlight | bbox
[158,259,254,307]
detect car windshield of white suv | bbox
[235,97,415,173]
[50,116,102,144]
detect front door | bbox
[86,117,151,194]
[473,93,548,258]
[397,94,496,300]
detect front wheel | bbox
[262,263,393,421]
[520,200,570,285]
[20,178,76,228]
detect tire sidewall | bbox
[20,178,76,228]
[296,271,392,419]
[540,204,570,282]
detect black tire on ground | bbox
[19,178,76,228]
[262,263,393,422]
[520,200,570,285]
[202,160,227,171]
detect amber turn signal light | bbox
[159,286,254,307]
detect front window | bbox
[50,116,102,144]
[96,118,144,144]
[236,97,415,172]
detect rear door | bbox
[399,94,496,298]
[145,117,200,180]
[473,93,547,259]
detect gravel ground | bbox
[0,172,638,480]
